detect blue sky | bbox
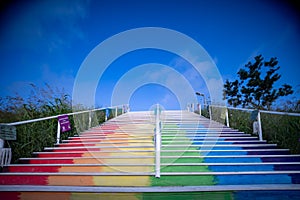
[0,0,299,111]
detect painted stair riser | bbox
[0,175,155,186]
[162,141,267,145]
[4,165,155,173]
[43,146,279,153]
[44,147,155,152]
[1,190,300,200]
[59,140,265,145]
[71,134,253,139]
[159,146,278,150]
[207,165,300,172]
[64,137,259,142]
[53,141,269,148]
[35,152,154,158]
[19,156,300,165]
[5,164,300,173]
[19,158,154,164]
[203,157,300,163]
[56,142,153,147]
[200,150,290,156]
[31,150,291,159]
[0,174,299,186]
[246,151,290,155]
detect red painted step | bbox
[4,165,61,173]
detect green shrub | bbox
[198,106,300,154]
[261,113,300,154]
[228,109,252,134]
[0,84,112,163]
[197,106,210,119]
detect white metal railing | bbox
[0,148,12,167]
[3,104,129,144]
[188,103,300,141]
[154,104,161,178]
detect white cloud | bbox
[168,51,224,101]
[161,93,173,104]
[167,50,225,106]
[206,78,225,105]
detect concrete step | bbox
[31,149,290,158]
[41,144,279,152]
[55,140,266,147]
[44,145,154,151]
[4,163,300,173]
[65,134,254,140]
[63,136,259,142]
[1,184,300,192]
[0,171,299,186]
[18,155,300,165]
[161,134,253,137]
[161,144,277,147]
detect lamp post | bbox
[195,92,206,105]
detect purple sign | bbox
[58,115,71,132]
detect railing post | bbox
[127,104,130,112]
[155,104,161,178]
[225,108,230,127]
[0,148,12,167]
[0,138,4,167]
[209,105,212,120]
[257,110,263,141]
[88,111,92,129]
[198,104,201,116]
[105,109,108,122]
[56,121,61,144]
[115,107,118,117]
[0,138,4,148]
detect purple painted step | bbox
[262,156,300,162]
[247,150,290,155]
[291,174,300,184]
[273,164,300,171]
[243,146,279,150]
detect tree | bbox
[223,55,293,110]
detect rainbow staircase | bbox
[1,110,300,199]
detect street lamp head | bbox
[195,92,204,96]
[195,92,207,105]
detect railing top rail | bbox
[206,104,300,117]
[3,105,127,126]
[260,110,300,117]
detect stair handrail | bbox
[1,104,129,145]
[3,104,129,127]
[193,104,300,141]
